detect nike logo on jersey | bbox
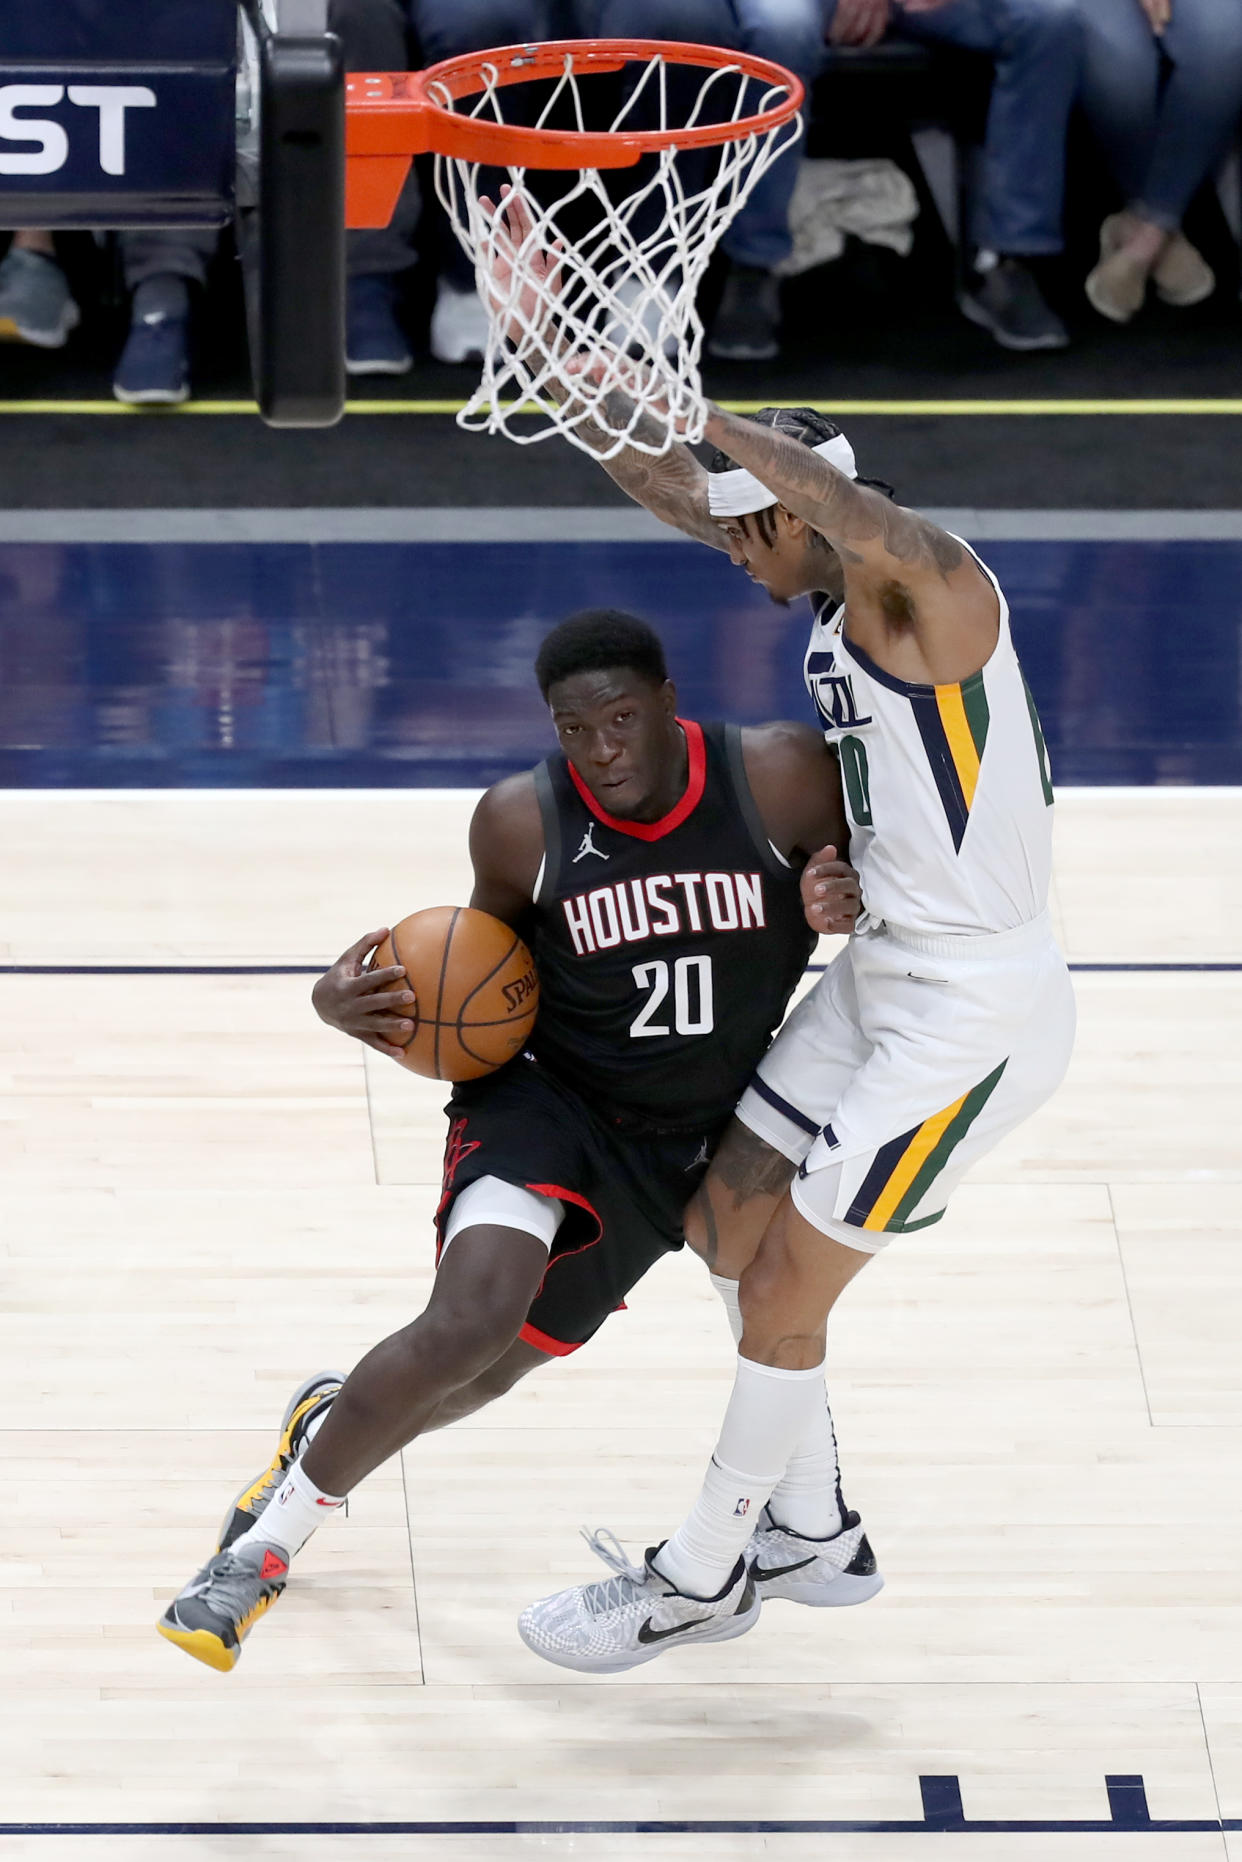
[562,871,767,957]
[572,822,609,863]
[636,1612,712,1644]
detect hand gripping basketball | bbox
[314,913,539,1077]
[372,908,539,1080]
[312,927,418,1062]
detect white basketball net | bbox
[431,49,802,458]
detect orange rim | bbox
[345,39,803,224]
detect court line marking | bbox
[2,398,1241,417]
[2,1820,1238,1835]
[2,962,1237,975]
[5,508,1242,542]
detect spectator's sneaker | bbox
[749,1505,884,1607]
[346,274,412,376]
[113,307,191,405]
[1152,229,1215,309]
[217,1370,344,1554]
[517,1528,759,1673]
[707,265,780,361]
[1095,215,1214,313]
[157,1538,290,1672]
[960,257,1068,351]
[0,248,80,348]
[429,279,489,365]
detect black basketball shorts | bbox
[436,1057,725,1356]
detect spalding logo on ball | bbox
[372,906,539,1081]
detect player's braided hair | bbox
[708,406,896,545]
[536,609,669,698]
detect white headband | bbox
[707,431,858,519]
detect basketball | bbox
[372,907,539,1081]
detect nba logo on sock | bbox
[733,1498,750,1517]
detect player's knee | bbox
[411,1290,528,1384]
[735,1234,794,1332]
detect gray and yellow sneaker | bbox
[748,1505,883,1607]
[217,1370,343,1553]
[518,1528,759,1674]
[0,247,80,348]
[158,1538,291,1672]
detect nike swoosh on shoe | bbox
[752,1554,817,1584]
[636,1613,712,1644]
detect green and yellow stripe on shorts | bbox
[843,1060,1008,1234]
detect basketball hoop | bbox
[345,41,804,456]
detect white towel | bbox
[775,156,920,279]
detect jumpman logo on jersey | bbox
[572,821,610,863]
[685,1137,710,1171]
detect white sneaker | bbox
[429,279,489,364]
[518,1528,760,1673]
[749,1505,884,1607]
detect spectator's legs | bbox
[113,229,218,405]
[600,0,821,358]
[1079,0,1242,320]
[721,0,827,272]
[331,0,419,372]
[0,231,80,349]
[895,0,1083,348]
[405,0,545,361]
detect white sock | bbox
[709,1274,843,1541]
[233,1457,345,1560]
[655,1353,827,1598]
[769,1393,845,1540]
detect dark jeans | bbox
[596,0,828,270]
[889,0,1084,256]
[595,0,1084,269]
[332,0,545,281]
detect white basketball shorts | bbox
[737,911,1076,1251]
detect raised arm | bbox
[478,186,726,552]
[573,394,726,552]
[702,405,999,666]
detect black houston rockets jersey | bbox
[527,719,815,1130]
[804,537,1055,937]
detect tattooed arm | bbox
[702,404,999,671]
[558,383,728,552]
[476,186,726,552]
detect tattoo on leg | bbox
[711,1123,796,1208]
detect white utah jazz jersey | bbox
[804,541,1055,937]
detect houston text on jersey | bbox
[561,871,767,958]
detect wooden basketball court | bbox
[2,784,1239,1859]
